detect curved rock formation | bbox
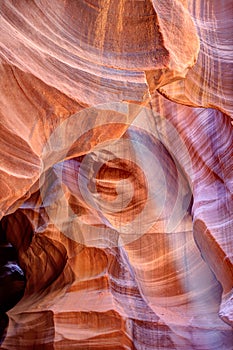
[0,0,232,349]
[153,0,233,117]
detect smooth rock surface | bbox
[0,1,232,349]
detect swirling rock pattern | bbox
[0,1,232,349]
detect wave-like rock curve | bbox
[0,1,232,349]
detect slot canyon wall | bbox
[0,0,233,349]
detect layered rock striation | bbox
[0,0,232,349]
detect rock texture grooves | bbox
[0,0,232,349]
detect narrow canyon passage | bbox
[0,0,232,349]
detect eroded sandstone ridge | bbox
[0,1,232,349]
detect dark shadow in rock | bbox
[0,312,8,345]
[0,219,26,316]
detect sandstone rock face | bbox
[0,1,232,349]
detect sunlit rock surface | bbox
[0,0,232,349]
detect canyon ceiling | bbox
[0,0,233,349]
